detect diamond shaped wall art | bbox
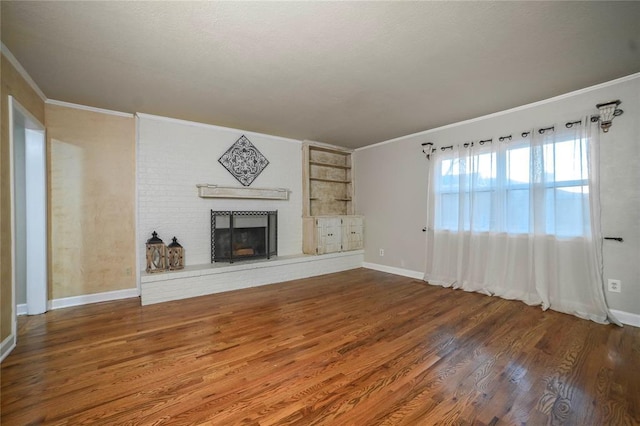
[218,135,269,186]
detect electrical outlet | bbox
[379,248,384,256]
[607,279,621,293]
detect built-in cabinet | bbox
[303,216,364,255]
[341,216,364,251]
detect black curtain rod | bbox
[421,118,590,155]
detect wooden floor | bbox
[2,269,639,425]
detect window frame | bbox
[433,137,589,236]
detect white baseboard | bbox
[47,288,139,311]
[361,264,640,328]
[16,304,27,316]
[4,288,138,362]
[18,289,139,315]
[362,262,424,280]
[0,334,16,363]
[610,309,640,328]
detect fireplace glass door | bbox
[211,211,277,263]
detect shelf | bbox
[309,161,351,170]
[303,142,355,217]
[309,177,351,183]
[197,184,289,200]
[310,198,352,202]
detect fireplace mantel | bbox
[197,184,289,200]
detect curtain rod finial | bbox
[595,100,623,133]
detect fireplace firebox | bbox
[211,210,277,263]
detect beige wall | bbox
[46,104,136,299]
[1,53,46,341]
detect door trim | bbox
[5,96,47,361]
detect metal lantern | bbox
[145,231,167,273]
[167,236,184,270]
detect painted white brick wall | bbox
[140,251,364,305]
[137,114,304,273]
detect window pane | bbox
[473,152,496,190]
[439,158,459,191]
[470,190,492,231]
[438,193,458,230]
[506,189,529,233]
[507,146,530,185]
[543,143,555,182]
[545,186,590,237]
[555,139,587,182]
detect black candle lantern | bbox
[167,237,184,270]
[145,231,167,273]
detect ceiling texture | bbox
[2,1,640,149]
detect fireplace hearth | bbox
[211,210,277,263]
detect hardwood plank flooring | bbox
[2,268,639,425]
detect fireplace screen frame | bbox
[211,210,277,263]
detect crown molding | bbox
[135,112,302,145]
[1,42,47,101]
[46,99,133,118]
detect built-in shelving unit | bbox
[302,142,363,255]
[302,142,354,217]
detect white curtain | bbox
[424,118,618,324]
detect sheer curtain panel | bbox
[424,119,617,324]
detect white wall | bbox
[137,114,303,273]
[355,74,640,316]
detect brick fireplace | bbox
[137,113,363,306]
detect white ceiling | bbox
[2,1,639,148]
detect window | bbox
[433,136,589,237]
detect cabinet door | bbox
[316,217,342,254]
[341,216,363,251]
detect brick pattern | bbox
[141,251,364,305]
[137,116,304,271]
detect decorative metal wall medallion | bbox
[218,135,269,186]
